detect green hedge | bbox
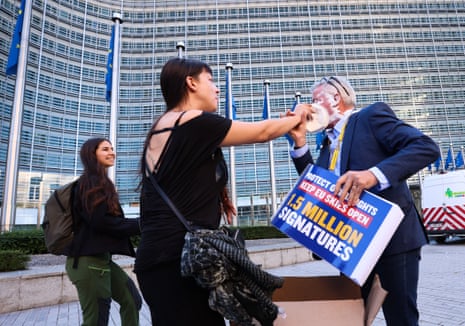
[0,226,286,272]
[237,226,288,240]
[0,250,30,272]
[0,226,285,254]
[0,229,46,254]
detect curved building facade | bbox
[1,0,464,227]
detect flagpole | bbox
[450,143,455,170]
[295,91,301,105]
[263,80,277,217]
[437,141,444,172]
[461,146,465,170]
[108,13,123,184]
[1,0,32,232]
[176,41,185,58]
[225,63,237,226]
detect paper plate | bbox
[306,103,329,132]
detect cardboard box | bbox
[272,275,386,326]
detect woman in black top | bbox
[66,137,142,326]
[135,58,308,326]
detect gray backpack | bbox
[42,181,77,255]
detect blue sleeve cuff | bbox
[369,166,390,191]
[290,144,309,159]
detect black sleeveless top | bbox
[135,112,232,271]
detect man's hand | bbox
[334,170,378,206]
[285,103,314,147]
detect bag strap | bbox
[144,161,194,232]
[69,180,82,268]
[144,111,193,231]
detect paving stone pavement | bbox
[0,238,464,325]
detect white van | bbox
[421,170,465,243]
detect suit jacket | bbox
[292,102,440,256]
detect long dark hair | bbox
[140,57,212,176]
[78,137,120,215]
[160,57,212,111]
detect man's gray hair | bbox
[312,76,356,108]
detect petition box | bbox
[273,275,386,326]
[272,164,404,285]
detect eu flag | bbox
[445,147,453,170]
[290,99,298,112]
[434,156,442,171]
[455,151,464,169]
[224,71,237,120]
[262,90,269,120]
[105,25,115,102]
[6,0,26,75]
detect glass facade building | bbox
[1,0,464,226]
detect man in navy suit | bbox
[288,76,440,326]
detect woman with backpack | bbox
[66,137,142,326]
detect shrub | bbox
[0,229,47,254]
[238,225,288,240]
[0,250,30,272]
[0,226,285,256]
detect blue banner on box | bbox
[272,164,404,285]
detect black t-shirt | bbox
[135,112,232,271]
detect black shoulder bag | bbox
[144,162,283,326]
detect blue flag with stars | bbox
[262,90,269,120]
[434,156,442,171]
[105,25,115,102]
[445,147,453,170]
[455,151,464,169]
[6,0,26,75]
[224,71,237,120]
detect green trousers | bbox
[66,254,142,326]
